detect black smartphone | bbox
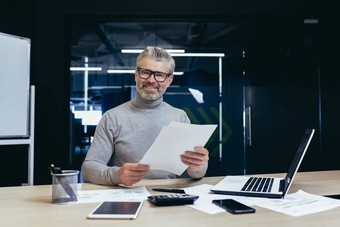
[212,199,255,214]
[324,194,340,200]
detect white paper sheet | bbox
[183,184,340,216]
[256,190,340,217]
[77,186,151,203]
[139,121,217,175]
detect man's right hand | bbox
[118,163,150,186]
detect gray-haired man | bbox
[81,46,209,186]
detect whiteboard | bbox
[0,32,31,138]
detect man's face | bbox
[135,57,173,100]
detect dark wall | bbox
[0,0,36,186]
[320,13,340,170]
[1,0,322,185]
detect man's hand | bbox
[119,163,150,186]
[180,147,209,171]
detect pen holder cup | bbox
[51,170,79,204]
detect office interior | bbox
[0,0,335,187]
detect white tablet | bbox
[87,201,144,219]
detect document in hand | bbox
[139,121,217,175]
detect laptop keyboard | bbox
[241,177,274,193]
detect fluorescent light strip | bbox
[107,69,135,73]
[121,49,224,57]
[165,92,191,95]
[70,67,102,71]
[88,86,123,90]
[107,69,183,75]
[170,53,225,57]
[121,49,185,53]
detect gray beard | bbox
[137,89,163,100]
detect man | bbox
[81,46,209,186]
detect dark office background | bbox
[1,0,336,186]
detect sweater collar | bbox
[131,93,163,109]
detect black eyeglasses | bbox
[137,67,171,82]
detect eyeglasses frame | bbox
[137,67,171,82]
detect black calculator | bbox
[147,194,199,206]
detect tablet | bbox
[87,201,144,219]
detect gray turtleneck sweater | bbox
[81,94,208,185]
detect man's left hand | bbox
[180,147,209,171]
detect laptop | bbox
[210,128,315,198]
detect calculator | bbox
[147,194,199,206]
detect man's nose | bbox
[146,73,157,83]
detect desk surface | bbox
[1,170,340,226]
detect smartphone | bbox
[212,199,255,214]
[324,194,340,200]
[87,201,144,219]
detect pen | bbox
[49,164,63,174]
[152,188,186,193]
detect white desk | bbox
[1,170,340,226]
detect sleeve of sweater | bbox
[81,113,122,185]
[181,111,209,179]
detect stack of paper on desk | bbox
[139,121,217,175]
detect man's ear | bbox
[167,75,174,86]
[135,69,138,82]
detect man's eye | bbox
[142,70,150,75]
[155,73,165,77]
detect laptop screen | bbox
[283,128,315,195]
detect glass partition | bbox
[69,21,247,176]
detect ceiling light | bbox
[170,53,225,57]
[121,50,224,57]
[121,49,185,53]
[107,70,135,74]
[70,67,102,71]
[107,69,184,75]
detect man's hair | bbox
[136,46,175,75]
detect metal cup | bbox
[51,170,79,204]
